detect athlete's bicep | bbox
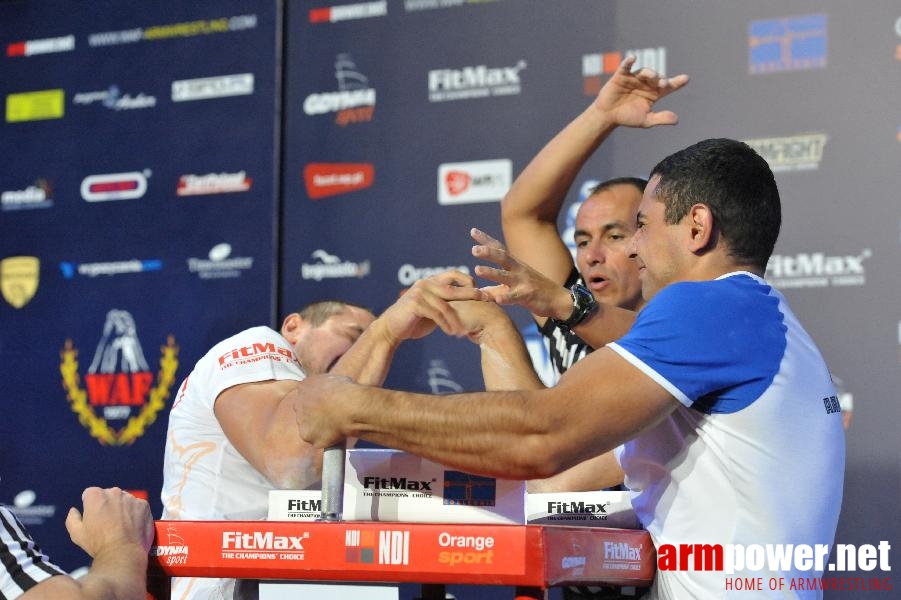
[545,347,679,468]
[214,379,307,480]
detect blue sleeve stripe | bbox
[608,342,691,406]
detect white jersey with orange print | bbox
[161,326,306,600]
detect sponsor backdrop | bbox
[1,0,899,596]
[0,0,281,572]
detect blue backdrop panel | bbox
[280,1,621,393]
[0,0,280,569]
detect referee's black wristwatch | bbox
[551,283,598,333]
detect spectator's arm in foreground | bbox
[22,487,153,600]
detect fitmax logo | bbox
[604,541,642,561]
[288,499,321,512]
[429,62,525,91]
[362,476,433,491]
[547,501,609,514]
[222,531,305,550]
[766,251,870,278]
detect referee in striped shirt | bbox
[1,486,152,600]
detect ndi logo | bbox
[582,47,666,95]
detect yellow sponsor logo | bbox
[0,256,40,308]
[6,89,65,122]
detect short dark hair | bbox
[650,138,781,269]
[590,176,648,196]
[295,300,372,326]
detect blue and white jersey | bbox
[608,272,844,599]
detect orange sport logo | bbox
[60,309,178,445]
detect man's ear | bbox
[687,203,715,253]
[281,313,304,342]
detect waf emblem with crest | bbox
[60,309,178,445]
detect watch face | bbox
[572,284,594,309]
[565,284,596,327]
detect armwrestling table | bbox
[147,520,655,599]
[148,447,654,599]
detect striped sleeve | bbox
[1,506,65,599]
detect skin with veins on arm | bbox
[214,271,490,490]
[449,299,544,392]
[294,343,677,480]
[449,297,625,490]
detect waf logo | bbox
[60,309,178,445]
[303,163,374,199]
[582,47,666,96]
[81,171,149,202]
[345,529,410,565]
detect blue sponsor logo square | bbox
[749,14,827,74]
[443,470,497,507]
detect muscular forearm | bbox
[329,318,399,386]
[477,319,545,392]
[22,547,148,600]
[343,386,564,479]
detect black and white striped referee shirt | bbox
[1,505,65,599]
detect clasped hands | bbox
[377,227,570,346]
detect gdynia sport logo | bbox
[656,541,892,592]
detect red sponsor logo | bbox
[444,171,471,196]
[80,171,148,202]
[217,342,297,369]
[6,35,75,57]
[309,7,331,23]
[309,1,387,24]
[303,163,374,199]
[6,42,26,57]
